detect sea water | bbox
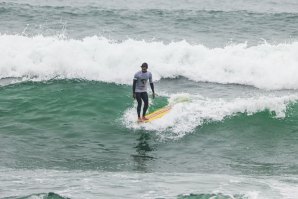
[1,0,298,198]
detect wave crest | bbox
[123,94,298,138]
[1,34,298,89]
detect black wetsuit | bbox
[135,92,149,117]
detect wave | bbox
[123,94,298,137]
[3,192,247,199]
[2,0,298,14]
[1,168,297,199]
[1,35,298,89]
[178,193,247,199]
[2,192,69,199]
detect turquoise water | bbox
[1,0,298,198]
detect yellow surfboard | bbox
[142,106,172,123]
[138,95,190,123]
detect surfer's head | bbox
[141,62,148,72]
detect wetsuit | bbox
[133,71,154,117]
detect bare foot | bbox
[142,116,149,121]
[137,117,143,122]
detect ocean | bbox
[1,0,298,198]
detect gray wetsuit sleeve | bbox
[133,73,138,80]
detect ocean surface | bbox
[1,0,298,198]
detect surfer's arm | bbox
[149,72,155,98]
[150,83,155,99]
[132,80,137,99]
[133,80,137,93]
[133,73,138,93]
[149,72,154,92]
[150,83,154,93]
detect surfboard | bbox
[142,105,172,123]
[137,95,190,123]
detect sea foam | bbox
[1,34,298,90]
[123,94,298,137]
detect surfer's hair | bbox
[141,63,148,68]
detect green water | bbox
[0,80,168,171]
[1,80,298,176]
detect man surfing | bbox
[133,63,155,122]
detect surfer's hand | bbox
[152,92,155,99]
[133,93,136,99]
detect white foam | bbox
[123,94,298,138]
[0,168,290,199]
[1,34,298,89]
[270,178,298,199]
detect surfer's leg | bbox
[141,92,149,117]
[136,92,142,118]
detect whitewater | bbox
[1,35,298,90]
[123,93,298,137]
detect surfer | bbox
[133,63,155,122]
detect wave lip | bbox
[1,35,298,90]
